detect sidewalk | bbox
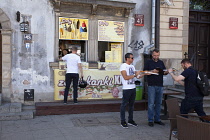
[0,111,176,140]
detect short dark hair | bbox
[125,53,133,60]
[72,46,78,51]
[152,48,159,53]
[181,59,192,64]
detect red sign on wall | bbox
[169,17,178,29]
[134,14,144,26]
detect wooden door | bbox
[189,11,210,77]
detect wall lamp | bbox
[16,11,20,22]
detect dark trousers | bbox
[180,97,206,116]
[120,88,136,122]
[64,73,79,103]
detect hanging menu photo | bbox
[59,17,88,40]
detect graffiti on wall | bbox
[128,40,144,50]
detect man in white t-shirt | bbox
[120,53,146,128]
[61,46,83,104]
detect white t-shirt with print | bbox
[62,54,81,73]
[120,63,136,89]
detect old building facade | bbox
[1,0,208,104]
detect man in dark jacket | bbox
[144,49,168,127]
[168,59,206,117]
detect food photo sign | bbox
[54,69,123,100]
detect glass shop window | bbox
[59,40,87,62]
[98,41,123,63]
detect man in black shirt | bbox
[144,49,168,127]
[168,59,206,116]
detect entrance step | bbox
[0,94,1,105]
[166,88,210,114]
[0,102,22,113]
[0,103,34,121]
[35,100,148,116]
[0,111,33,121]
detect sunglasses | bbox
[130,57,134,59]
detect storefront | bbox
[49,0,136,101]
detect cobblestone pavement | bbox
[0,111,176,140]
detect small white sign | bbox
[26,43,30,50]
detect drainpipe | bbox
[143,0,156,54]
[155,0,160,49]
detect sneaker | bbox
[121,121,128,128]
[148,122,154,127]
[128,120,138,127]
[74,99,78,104]
[154,121,165,126]
[63,102,67,105]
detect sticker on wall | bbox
[25,43,30,50]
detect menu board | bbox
[59,17,88,40]
[98,20,124,42]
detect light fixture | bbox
[16,11,20,22]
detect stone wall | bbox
[159,0,189,69]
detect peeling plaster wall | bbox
[0,0,151,103]
[0,0,55,103]
[128,0,151,82]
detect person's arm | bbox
[121,70,137,80]
[168,69,185,86]
[78,63,83,78]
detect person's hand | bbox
[168,68,173,73]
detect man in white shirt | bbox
[61,46,83,104]
[120,53,145,128]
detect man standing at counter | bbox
[120,53,145,128]
[144,49,168,127]
[61,46,83,104]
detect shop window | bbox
[59,40,87,62]
[98,41,123,63]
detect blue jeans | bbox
[120,88,136,122]
[147,86,163,122]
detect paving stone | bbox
[10,103,22,113]
[0,103,10,113]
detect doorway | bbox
[188,11,210,77]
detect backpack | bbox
[196,71,210,96]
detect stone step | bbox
[0,111,34,121]
[22,105,36,114]
[0,94,2,105]
[0,102,22,113]
[166,87,185,93]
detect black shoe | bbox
[148,122,154,127]
[121,121,128,128]
[128,120,138,127]
[74,99,78,104]
[154,121,165,126]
